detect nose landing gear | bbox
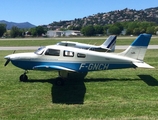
[19,71,28,82]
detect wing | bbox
[33,65,76,72]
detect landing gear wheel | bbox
[19,74,28,82]
[55,77,64,86]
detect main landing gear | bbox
[55,71,68,86]
[55,77,65,86]
[19,71,28,82]
[55,71,88,86]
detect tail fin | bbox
[100,35,117,52]
[118,33,152,61]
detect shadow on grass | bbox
[138,75,158,86]
[24,75,158,104]
[24,78,86,104]
[24,76,139,104]
[84,77,140,82]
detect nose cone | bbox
[4,54,16,60]
[4,54,13,66]
[4,54,19,60]
[5,53,36,61]
[4,55,11,59]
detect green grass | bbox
[0,37,158,46]
[1,49,158,119]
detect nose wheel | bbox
[19,71,28,82]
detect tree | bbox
[126,28,133,35]
[108,26,121,35]
[122,21,158,35]
[103,25,110,34]
[154,26,158,33]
[133,28,141,35]
[114,22,124,31]
[10,26,20,38]
[81,25,95,36]
[0,23,6,37]
[127,22,139,30]
[36,26,45,36]
[94,25,103,35]
[29,27,37,37]
[146,26,155,34]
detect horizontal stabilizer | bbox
[33,65,76,72]
[133,62,154,69]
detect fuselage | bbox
[5,45,140,72]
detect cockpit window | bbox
[45,49,60,56]
[63,50,74,57]
[34,47,45,55]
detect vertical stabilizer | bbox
[118,34,152,60]
[100,35,117,52]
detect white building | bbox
[64,30,82,36]
[46,30,82,37]
[46,30,64,37]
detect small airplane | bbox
[4,33,154,85]
[56,35,117,52]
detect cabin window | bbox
[57,42,76,47]
[57,42,67,46]
[45,49,60,56]
[77,53,86,58]
[67,43,76,47]
[63,50,74,57]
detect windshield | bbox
[34,47,45,55]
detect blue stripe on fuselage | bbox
[11,60,135,72]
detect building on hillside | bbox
[46,30,82,37]
[46,30,64,37]
[64,30,82,36]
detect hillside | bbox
[1,7,158,30]
[0,20,36,29]
[48,7,158,30]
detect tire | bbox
[19,74,28,82]
[55,77,64,86]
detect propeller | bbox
[4,50,16,66]
[4,59,10,66]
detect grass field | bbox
[0,37,158,46]
[0,38,158,119]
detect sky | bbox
[0,0,157,26]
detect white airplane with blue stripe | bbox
[56,35,117,52]
[4,33,154,85]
